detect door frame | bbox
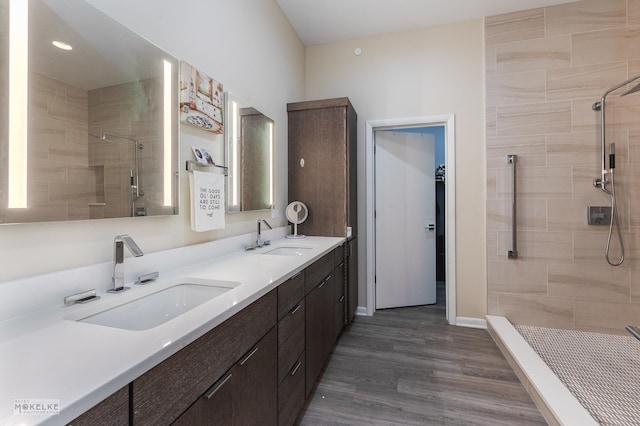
[365,114,456,325]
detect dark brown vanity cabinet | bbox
[304,248,347,398]
[347,237,358,323]
[132,290,277,426]
[276,272,306,426]
[173,327,277,426]
[70,249,349,426]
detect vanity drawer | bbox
[277,272,305,321]
[305,252,334,294]
[278,352,305,426]
[278,299,305,346]
[278,299,305,385]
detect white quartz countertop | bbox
[0,236,344,425]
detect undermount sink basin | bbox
[263,245,314,256]
[77,280,239,331]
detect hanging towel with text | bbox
[189,170,225,231]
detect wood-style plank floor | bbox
[297,302,546,425]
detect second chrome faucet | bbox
[245,219,272,251]
[109,234,144,293]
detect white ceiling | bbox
[276,0,580,46]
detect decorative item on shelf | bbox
[179,61,224,133]
[286,201,308,239]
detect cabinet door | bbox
[278,352,305,426]
[333,262,346,342]
[288,106,347,238]
[347,237,358,323]
[233,326,278,426]
[173,371,233,426]
[305,275,334,397]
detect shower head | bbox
[89,131,137,144]
[621,81,640,97]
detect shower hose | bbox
[605,172,624,266]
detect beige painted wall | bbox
[304,20,487,319]
[486,0,640,334]
[0,0,305,282]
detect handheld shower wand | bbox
[604,143,624,266]
[590,74,640,266]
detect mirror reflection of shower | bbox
[591,73,640,266]
[90,132,144,217]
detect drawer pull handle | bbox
[318,275,332,288]
[289,360,302,376]
[239,346,259,366]
[339,295,345,302]
[289,304,301,315]
[205,373,232,399]
[291,271,303,280]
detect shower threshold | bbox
[487,316,598,425]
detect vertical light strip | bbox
[231,101,239,207]
[162,60,172,206]
[8,0,29,208]
[268,122,274,207]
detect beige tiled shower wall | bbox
[1,72,96,223]
[486,0,640,334]
[88,77,165,218]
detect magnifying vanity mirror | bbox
[0,0,179,223]
[225,93,274,213]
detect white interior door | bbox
[375,130,436,309]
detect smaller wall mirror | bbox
[225,93,274,212]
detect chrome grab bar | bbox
[507,155,518,259]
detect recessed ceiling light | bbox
[52,40,72,51]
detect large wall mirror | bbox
[0,0,179,223]
[225,93,274,213]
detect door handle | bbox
[426,224,435,231]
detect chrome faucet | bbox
[109,235,144,293]
[245,219,273,250]
[257,219,273,247]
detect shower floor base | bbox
[514,324,640,426]
[487,316,599,425]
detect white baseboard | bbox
[355,306,368,316]
[456,316,487,329]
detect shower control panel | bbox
[588,206,611,225]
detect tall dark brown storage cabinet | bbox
[287,97,358,323]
